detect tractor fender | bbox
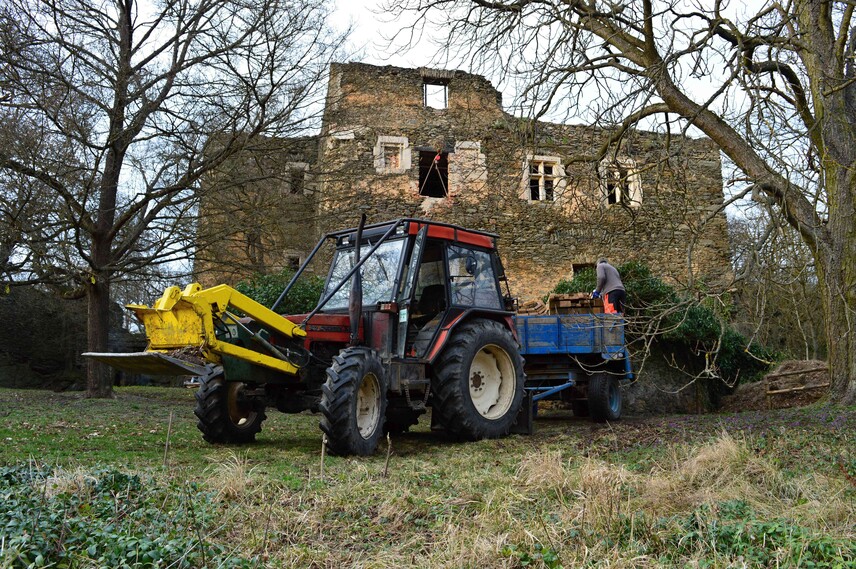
[425,310,517,364]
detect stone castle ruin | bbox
[197,62,731,300]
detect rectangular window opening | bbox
[289,168,304,194]
[383,144,403,169]
[572,263,595,277]
[529,177,540,201]
[606,182,619,205]
[287,255,300,271]
[419,151,449,197]
[528,159,558,201]
[602,162,640,207]
[423,80,449,109]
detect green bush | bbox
[235,267,324,315]
[0,464,253,568]
[659,500,855,567]
[551,261,774,385]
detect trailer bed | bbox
[511,312,632,427]
[514,313,627,358]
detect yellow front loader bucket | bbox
[86,283,306,376]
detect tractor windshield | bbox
[323,238,406,310]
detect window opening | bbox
[606,165,629,205]
[288,168,305,194]
[419,151,449,198]
[572,263,595,277]
[600,160,641,207]
[528,159,558,201]
[383,143,403,169]
[423,80,448,109]
[287,255,300,271]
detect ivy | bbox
[662,501,856,567]
[0,464,254,568]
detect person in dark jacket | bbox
[593,257,626,314]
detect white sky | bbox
[332,0,424,67]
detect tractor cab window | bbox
[411,241,447,322]
[324,238,406,310]
[447,245,501,309]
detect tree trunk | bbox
[819,254,856,405]
[819,163,856,405]
[86,248,113,398]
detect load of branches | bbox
[552,261,774,389]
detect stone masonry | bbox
[199,62,731,301]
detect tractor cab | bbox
[297,219,514,363]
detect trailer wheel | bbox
[194,366,266,444]
[432,319,524,440]
[320,348,388,456]
[588,373,622,422]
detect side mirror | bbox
[465,253,478,275]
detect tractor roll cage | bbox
[271,218,503,322]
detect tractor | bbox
[88,217,526,456]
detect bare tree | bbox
[0,0,345,396]
[389,0,856,403]
[730,209,826,360]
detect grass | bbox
[1,386,854,568]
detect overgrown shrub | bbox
[0,464,253,568]
[657,500,855,567]
[235,267,324,315]
[551,261,775,385]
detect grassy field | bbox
[1,387,854,568]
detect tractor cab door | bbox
[400,238,449,358]
[396,225,428,358]
[401,240,504,359]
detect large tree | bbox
[392,0,856,403]
[0,0,344,396]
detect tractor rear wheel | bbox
[194,366,267,443]
[588,373,622,422]
[320,348,388,456]
[432,319,524,440]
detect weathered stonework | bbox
[311,63,731,300]
[199,62,731,301]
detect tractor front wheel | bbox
[432,319,524,440]
[194,366,267,443]
[320,348,388,456]
[588,373,622,422]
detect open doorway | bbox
[418,151,449,198]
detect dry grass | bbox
[3,387,854,568]
[40,466,98,500]
[207,450,257,502]
[197,430,851,567]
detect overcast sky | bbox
[331,0,445,68]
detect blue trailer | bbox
[513,313,633,426]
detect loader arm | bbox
[87,283,306,376]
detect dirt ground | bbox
[719,359,830,412]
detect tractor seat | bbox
[418,284,446,315]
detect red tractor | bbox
[89,218,526,455]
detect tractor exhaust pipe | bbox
[348,213,366,346]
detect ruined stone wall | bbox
[196,63,730,299]
[313,62,731,301]
[195,136,319,287]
